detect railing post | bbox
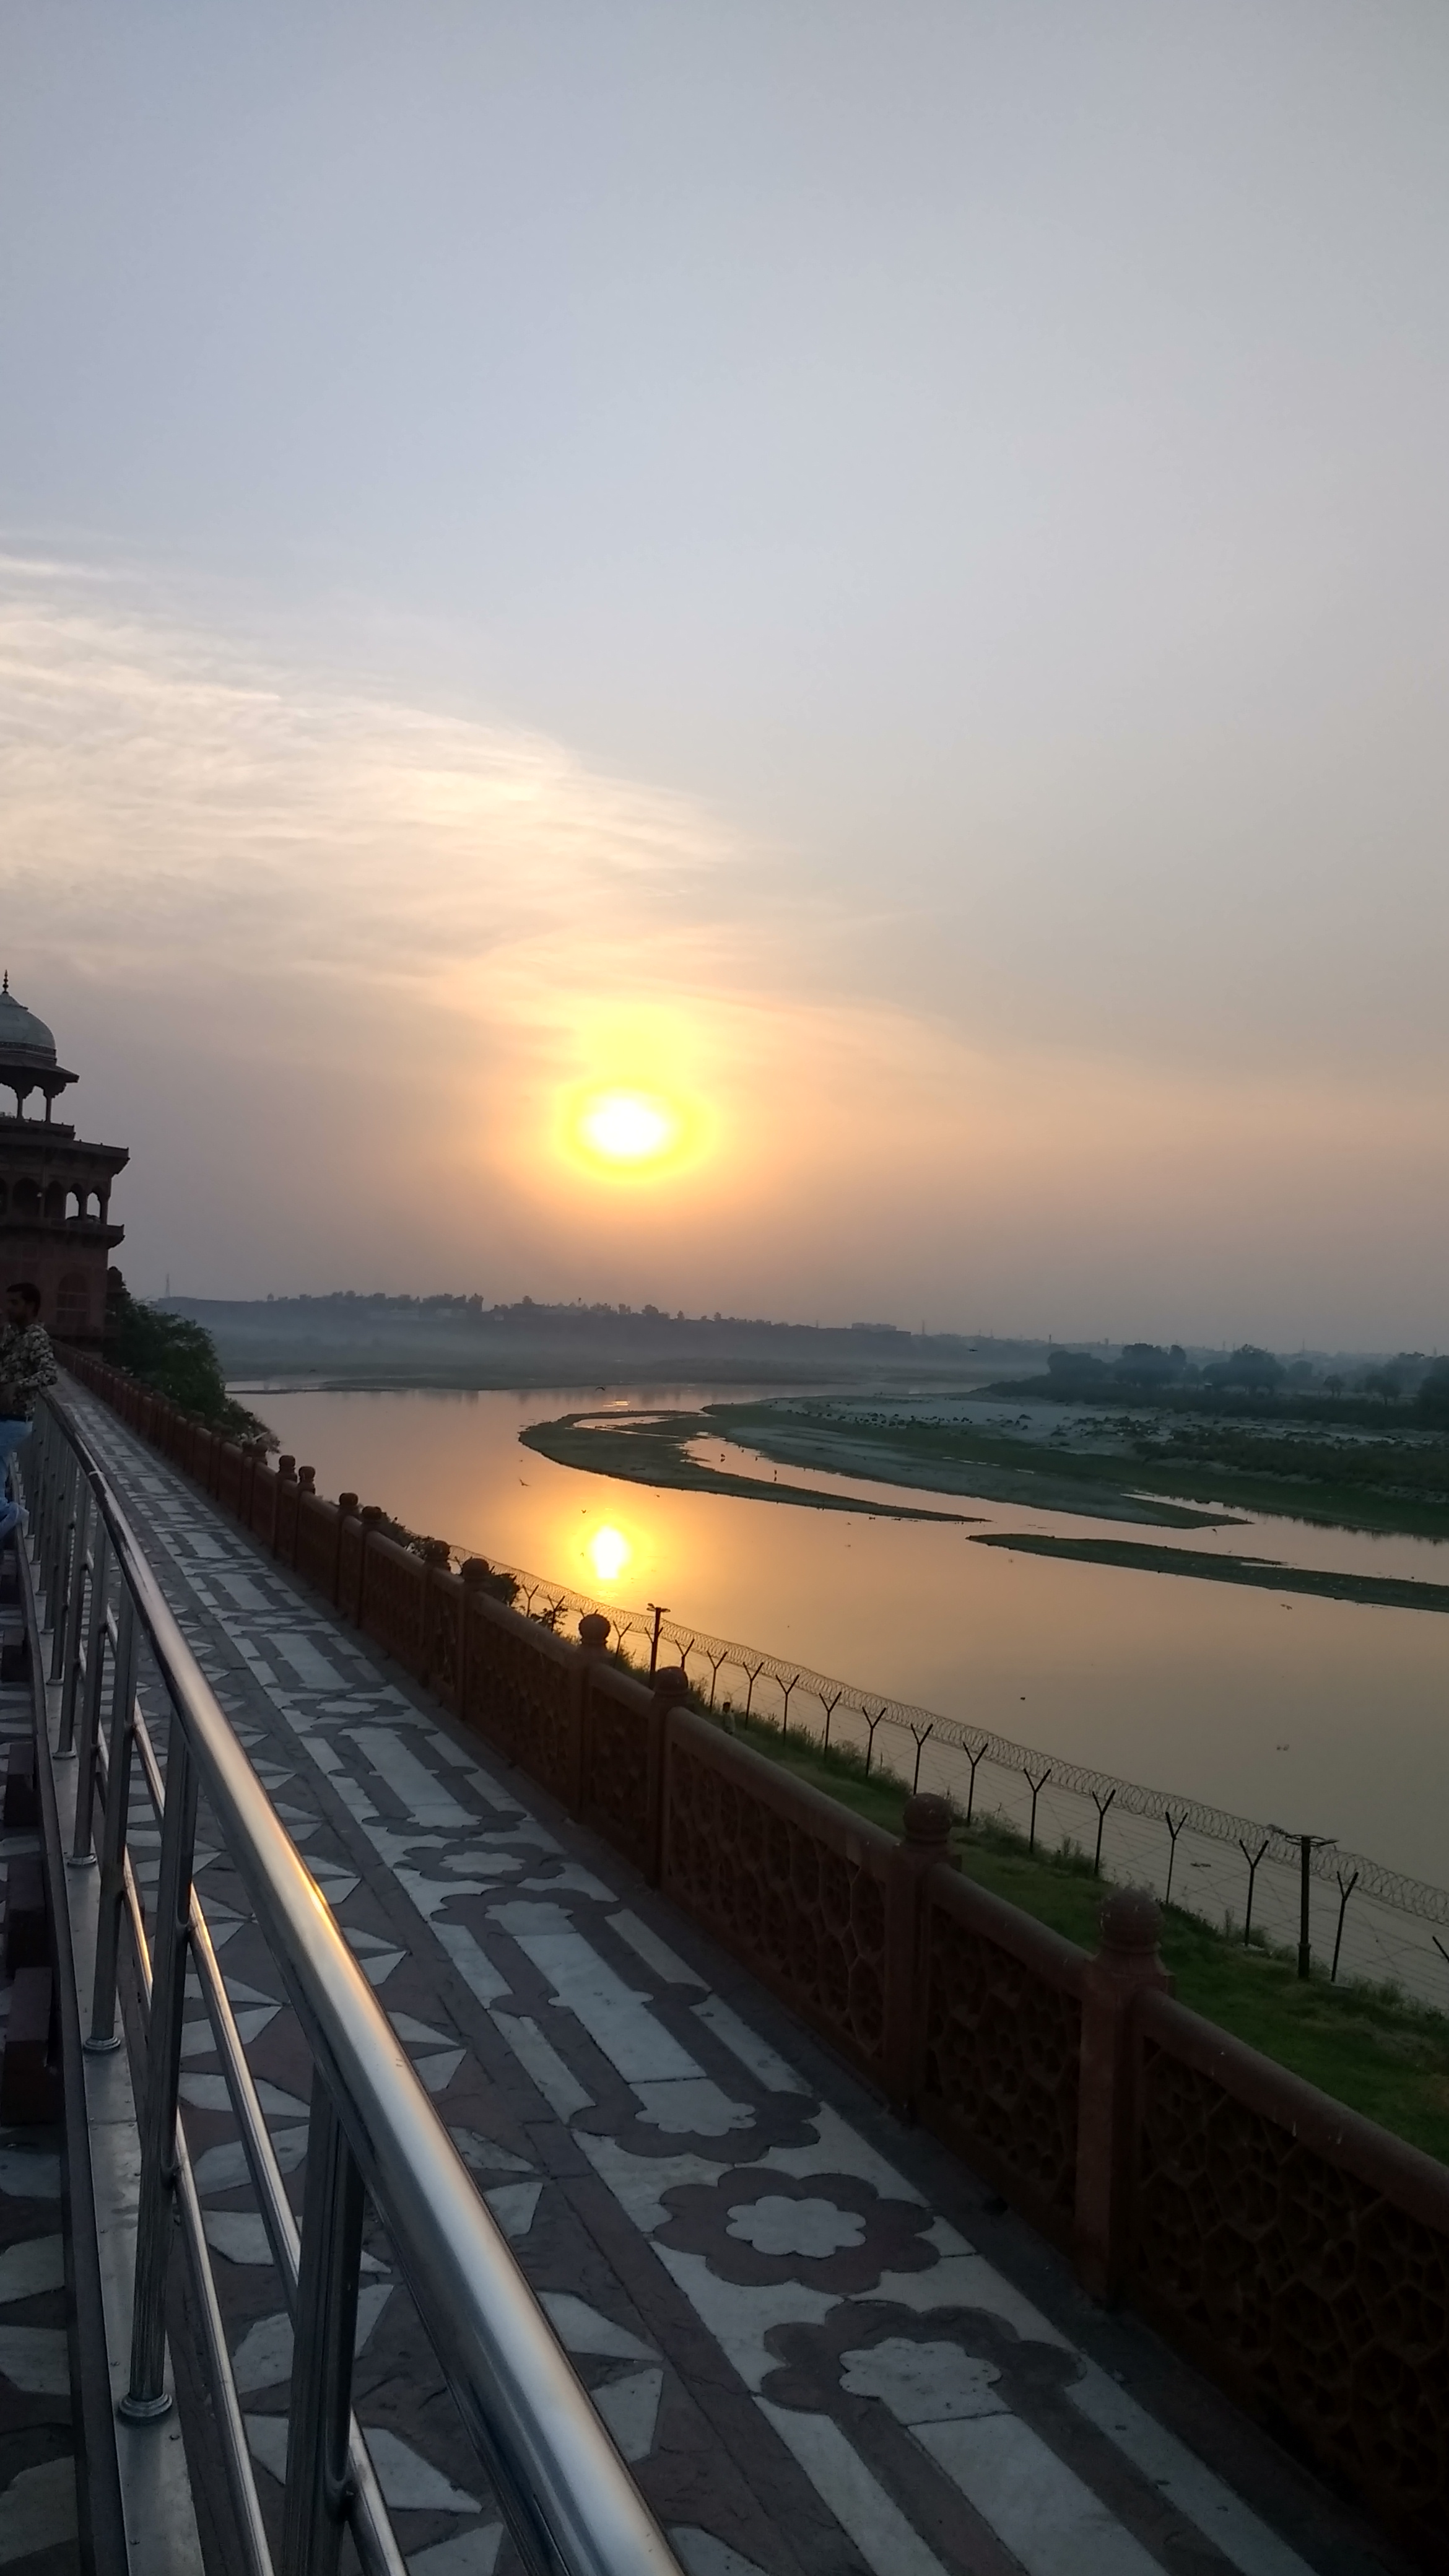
[570,1612,612,1812]
[43,1442,74,1623]
[56,1477,93,1752]
[283,2076,365,2576]
[27,1406,54,1564]
[123,1725,199,2421]
[1074,1888,1170,2303]
[884,1794,954,2113]
[647,1666,691,1887]
[71,1525,111,1865]
[87,1589,139,2052]
[356,1507,383,1629]
[333,1494,358,1606]
[457,1557,489,1724]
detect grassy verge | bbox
[710,1704,1449,2163]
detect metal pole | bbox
[123,1726,198,2420]
[1331,1871,1359,1983]
[87,1590,138,2051]
[646,1604,668,1676]
[48,1451,80,1680]
[56,1481,92,1753]
[71,1526,111,1866]
[283,2078,366,2576]
[31,1408,58,1579]
[43,1448,75,1646]
[24,1406,51,1561]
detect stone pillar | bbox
[884,1794,954,2114]
[1074,1887,1171,2304]
[643,1667,692,1886]
[457,1559,492,1726]
[333,1493,359,1608]
[357,1505,384,1630]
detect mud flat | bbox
[970,1530,1449,1614]
[518,1409,973,1521]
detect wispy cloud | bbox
[0,554,749,996]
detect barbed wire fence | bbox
[455,1546,1449,2009]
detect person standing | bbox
[0,1282,58,1544]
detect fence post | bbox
[883,1793,954,2113]
[1074,1887,1170,2304]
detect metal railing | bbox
[24,1393,679,2576]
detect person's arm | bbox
[6,1327,57,1411]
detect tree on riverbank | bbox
[103,1271,276,1446]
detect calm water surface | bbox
[254,1385,1449,1887]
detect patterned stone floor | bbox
[56,1391,1401,2576]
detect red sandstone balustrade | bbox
[662,1706,893,2084]
[294,1489,340,1601]
[912,1848,1087,2248]
[1128,1985,1449,2563]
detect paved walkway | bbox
[67,1391,1399,2576]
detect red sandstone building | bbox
[0,978,126,1343]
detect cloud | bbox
[0,552,747,999]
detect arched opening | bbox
[44,1183,65,1222]
[11,1180,40,1220]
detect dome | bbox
[0,975,58,1063]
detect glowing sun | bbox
[580,1090,678,1164]
[558,1082,705,1182]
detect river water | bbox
[250,1383,1449,1902]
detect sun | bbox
[558,1081,705,1183]
[579,1090,677,1165]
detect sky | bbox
[2,2,1447,1345]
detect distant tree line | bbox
[1039,1342,1449,1422]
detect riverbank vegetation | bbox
[692,1700,1449,2161]
[713,1396,1449,1543]
[103,1275,275,1446]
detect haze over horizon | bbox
[4,4,1447,1347]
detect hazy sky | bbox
[3,3,1447,1343]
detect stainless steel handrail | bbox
[28,1391,679,2576]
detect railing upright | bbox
[45,1444,76,1658]
[284,2078,367,2576]
[70,1524,110,1866]
[124,1727,198,2421]
[56,1475,92,1753]
[87,1588,137,2053]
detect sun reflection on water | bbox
[586,1524,632,1583]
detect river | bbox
[249,1383,1449,1899]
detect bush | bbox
[104,1274,276,1447]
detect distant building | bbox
[0,977,126,1342]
